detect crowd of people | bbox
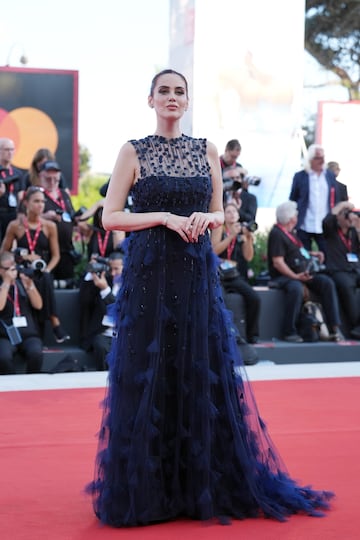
[1,129,360,375]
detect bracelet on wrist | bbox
[26,285,35,291]
[163,212,171,227]
[1,283,10,290]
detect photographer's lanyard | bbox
[97,231,110,257]
[1,167,15,201]
[225,229,236,259]
[24,219,42,254]
[276,224,303,247]
[338,229,352,252]
[44,189,66,212]
[7,284,21,316]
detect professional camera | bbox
[344,208,360,219]
[85,254,110,276]
[305,256,326,275]
[223,173,261,193]
[0,167,19,185]
[241,221,258,233]
[55,206,88,222]
[13,247,47,278]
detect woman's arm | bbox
[102,143,171,232]
[240,228,254,262]
[0,220,18,253]
[44,220,60,272]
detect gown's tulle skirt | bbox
[86,229,333,526]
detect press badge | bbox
[13,316,28,327]
[8,193,17,207]
[347,253,359,262]
[300,247,311,259]
[102,314,115,327]
[61,212,72,222]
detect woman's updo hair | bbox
[149,69,189,97]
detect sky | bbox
[1,0,170,173]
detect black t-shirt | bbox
[0,165,25,209]
[322,213,360,273]
[0,280,40,339]
[267,225,308,278]
[43,190,75,252]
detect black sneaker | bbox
[53,325,70,343]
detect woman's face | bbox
[148,73,188,120]
[26,190,45,215]
[224,205,239,224]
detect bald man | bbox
[0,138,25,242]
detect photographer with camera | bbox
[267,200,343,343]
[222,165,259,224]
[0,186,70,343]
[322,201,360,339]
[79,252,124,370]
[0,138,25,242]
[211,202,260,352]
[0,251,43,374]
[39,161,80,286]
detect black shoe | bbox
[53,325,70,343]
[350,326,360,340]
[284,334,304,343]
[329,330,345,342]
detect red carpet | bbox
[0,377,359,540]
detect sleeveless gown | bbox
[87,135,333,526]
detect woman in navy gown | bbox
[87,69,333,527]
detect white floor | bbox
[1,361,359,392]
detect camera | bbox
[344,209,360,219]
[241,221,258,233]
[85,254,110,276]
[55,206,88,222]
[305,256,326,275]
[223,174,261,193]
[13,248,47,278]
[0,167,19,185]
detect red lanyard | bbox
[225,228,236,259]
[276,224,303,247]
[24,219,42,254]
[338,229,352,252]
[1,166,14,193]
[7,284,21,316]
[97,231,110,257]
[45,189,66,211]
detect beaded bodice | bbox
[129,135,212,216]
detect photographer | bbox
[0,138,25,242]
[211,202,260,349]
[222,165,258,224]
[322,201,360,339]
[0,251,43,374]
[268,200,343,342]
[79,252,124,370]
[39,161,79,286]
[0,186,70,343]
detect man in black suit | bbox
[0,138,25,242]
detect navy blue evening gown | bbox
[86,135,333,526]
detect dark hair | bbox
[24,186,45,201]
[149,69,188,97]
[225,139,241,152]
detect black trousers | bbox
[297,229,326,253]
[330,271,360,328]
[0,336,43,375]
[221,276,260,340]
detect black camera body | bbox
[305,256,326,275]
[223,174,261,193]
[242,221,258,233]
[86,254,110,276]
[344,209,360,219]
[13,248,47,278]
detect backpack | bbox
[298,301,328,342]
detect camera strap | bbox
[337,229,352,252]
[97,231,110,257]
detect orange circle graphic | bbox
[0,107,58,169]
